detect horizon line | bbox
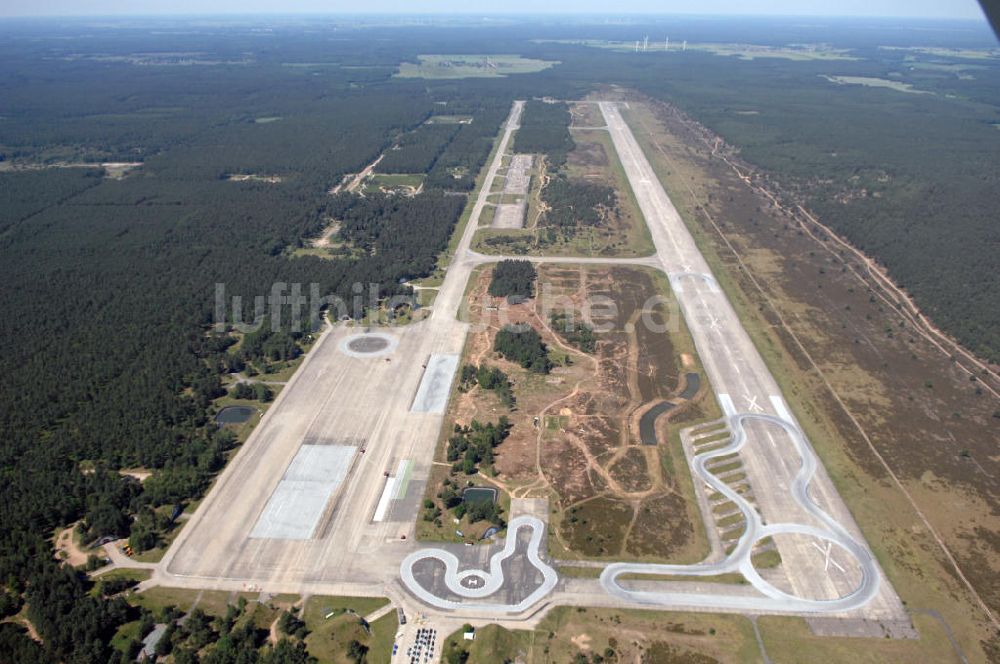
[0,11,987,22]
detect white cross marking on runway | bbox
[682,264,693,272]
[811,541,846,573]
[708,316,721,330]
[743,394,763,413]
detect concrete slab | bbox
[411,354,459,413]
[492,202,526,229]
[250,445,357,539]
[503,154,532,195]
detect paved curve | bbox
[600,411,881,613]
[399,516,558,612]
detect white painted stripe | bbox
[718,393,736,417]
[770,395,793,424]
[373,476,399,522]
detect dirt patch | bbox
[530,606,749,664]
[569,101,605,128]
[423,263,710,562]
[53,524,90,567]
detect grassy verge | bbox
[442,624,529,664]
[511,606,760,663]
[302,596,394,664]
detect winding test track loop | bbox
[400,515,558,613]
[601,411,881,613]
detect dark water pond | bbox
[462,486,498,505]
[215,405,254,425]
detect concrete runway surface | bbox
[151,99,909,635]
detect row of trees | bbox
[231,382,274,403]
[513,100,576,167]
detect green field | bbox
[302,596,394,664]
[534,39,858,60]
[821,75,932,94]
[396,54,557,79]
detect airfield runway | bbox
[154,99,908,633]
[157,102,525,590]
[588,101,908,628]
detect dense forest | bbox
[377,124,459,174]
[513,100,576,167]
[0,24,510,663]
[487,259,538,299]
[328,190,466,283]
[541,175,618,228]
[0,13,998,661]
[424,106,511,191]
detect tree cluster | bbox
[513,100,575,168]
[231,382,274,403]
[459,363,515,409]
[540,175,618,228]
[550,311,597,353]
[446,417,512,475]
[487,259,537,300]
[494,325,553,374]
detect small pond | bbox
[215,405,255,425]
[462,486,498,505]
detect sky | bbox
[0,0,986,20]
